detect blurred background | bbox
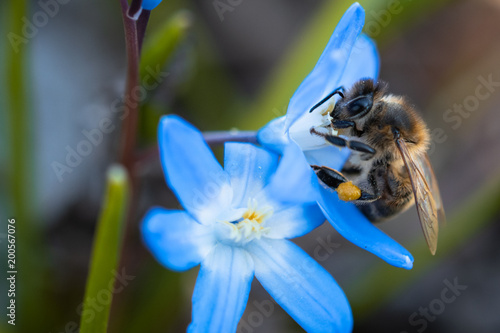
[1,0,500,332]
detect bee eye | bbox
[345,95,373,119]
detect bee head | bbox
[331,79,387,120]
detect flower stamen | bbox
[223,198,273,243]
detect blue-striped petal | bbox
[338,33,380,89]
[256,116,289,155]
[284,3,365,131]
[141,208,215,271]
[224,142,279,208]
[303,145,351,171]
[158,115,232,224]
[265,203,325,239]
[248,238,352,332]
[264,143,318,204]
[316,186,414,269]
[188,245,254,333]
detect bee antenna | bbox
[309,87,345,113]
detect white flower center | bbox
[219,198,273,244]
[289,100,338,151]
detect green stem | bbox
[5,1,54,331]
[80,165,130,333]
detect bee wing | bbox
[396,139,440,255]
[416,153,446,225]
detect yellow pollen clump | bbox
[336,181,362,201]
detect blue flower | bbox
[141,115,353,332]
[141,0,162,10]
[258,3,414,269]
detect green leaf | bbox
[2,1,56,332]
[139,10,192,82]
[79,164,130,333]
[138,10,192,144]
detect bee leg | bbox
[331,120,355,129]
[311,165,347,189]
[361,168,383,202]
[348,140,376,161]
[331,120,364,137]
[310,128,376,160]
[311,165,380,202]
[309,87,345,113]
[358,192,379,201]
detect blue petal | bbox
[224,142,279,208]
[303,145,351,170]
[257,116,289,155]
[265,203,325,239]
[141,0,162,10]
[141,208,215,271]
[248,239,352,333]
[338,33,380,88]
[316,186,414,269]
[158,115,232,224]
[188,245,254,333]
[265,143,318,204]
[285,3,365,131]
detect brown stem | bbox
[202,130,259,146]
[114,2,151,316]
[134,131,259,167]
[118,0,150,176]
[119,0,140,174]
[136,9,151,52]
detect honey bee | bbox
[309,79,445,255]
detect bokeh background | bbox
[2,0,500,332]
